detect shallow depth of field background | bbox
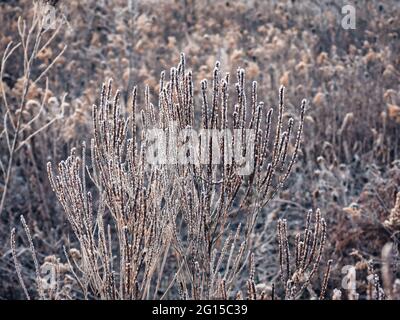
[1,0,400,299]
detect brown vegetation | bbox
[1,0,399,300]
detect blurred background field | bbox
[1,0,400,299]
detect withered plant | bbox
[276,209,332,300]
[0,1,66,215]
[41,54,306,299]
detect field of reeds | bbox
[1,0,400,300]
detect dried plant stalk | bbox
[44,53,306,299]
[277,209,331,299]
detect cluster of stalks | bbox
[0,1,66,216]
[277,209,332,300]
[13,53,312,299]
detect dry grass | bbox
[37,54,305,299]
[1,0,400,300]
